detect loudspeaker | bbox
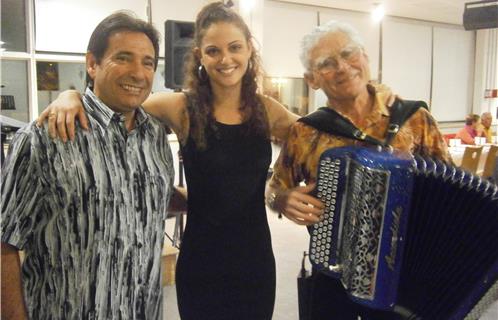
[463,1,498,30]
[164,20,195,90]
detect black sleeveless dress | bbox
[176,113,276,319]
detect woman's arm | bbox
[36,90,188,141]
[143,92,188,140]
[36,90,87,142]
[260,95,299,141]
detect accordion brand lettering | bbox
[385,206,402,271]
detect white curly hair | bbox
[300,20,365,73]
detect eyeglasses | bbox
[313,45,362,75]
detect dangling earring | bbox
[246,60,253,74]
[198,65,208,83]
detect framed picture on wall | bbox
[36,61,59,91]
[263,77,309,116]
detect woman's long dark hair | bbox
[183,1,269,150]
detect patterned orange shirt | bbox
[270,86,452,190]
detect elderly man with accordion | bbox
[266,19,498,320]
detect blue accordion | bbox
[309,146,498,319]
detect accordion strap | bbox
[298,98,428,147]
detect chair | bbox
[460,145,483,174]
[482,145,498,179]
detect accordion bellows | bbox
[310,147,498,319]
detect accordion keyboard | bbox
[311,157,341,268]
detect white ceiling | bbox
[275,0,472,25]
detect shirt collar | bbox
[82,87,149,129]
[363,84,389,128]
[331,84,389,130]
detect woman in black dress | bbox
[172,4,284,319]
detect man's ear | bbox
[86,52,97,81]
[304,72,320,90]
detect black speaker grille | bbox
[463,1,498,30]
[164,20,194,89]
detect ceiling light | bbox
[240,0,256,12]
[371,3,385,22]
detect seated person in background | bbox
[480,111,494,143]
[266,19,451,319]
[455,113,481,145]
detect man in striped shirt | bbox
[2,12,175,319]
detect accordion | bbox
[309,146,498,319]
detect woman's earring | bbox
[198,65,209,82]
[247,60,253,73]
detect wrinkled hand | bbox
[278,183,324,226]
[36,90,88,142]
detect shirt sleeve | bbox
[269,123,306,190]
[413,108,453,164]
[1,127,45,249]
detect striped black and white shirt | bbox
[1,88,174,319]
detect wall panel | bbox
[432,27,474,121]
[262,1,317,77]
[35,0,147,53]
[382,18,432,103]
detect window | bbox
[36,61,86,114]
[1,60,29,122]
[1,0,27,52]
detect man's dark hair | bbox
[86,11,160,87]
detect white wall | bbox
[474,29,498,118]
[261,0,477,125]
[35,0,147,53]
[381,18,432,103]
[262,1,317,78]
[431,26,474,122]
[9,0,487,127]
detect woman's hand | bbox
[36,90,88,142]
[272,183,324,226]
